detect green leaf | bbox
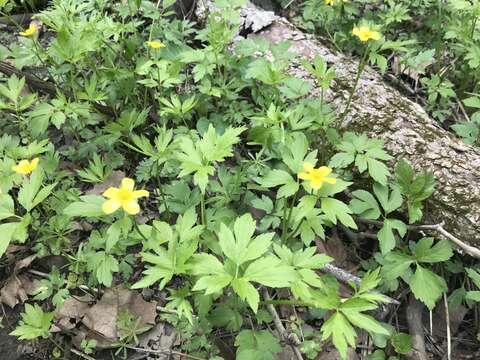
[244,256,296,287]
[17,169,42,211]
[382,252,414,281]
[466,291,480,302]
[321,312,356,360]
[63,195,105,217]
[410,265,447,310]
[0,194,15,220]
[10,304,54,340]
[258,169,298,198]
[373,183,402,215]
[321,198,357,229]
[280,77,312,99]
[329,152,355,169]
[377,219,406,254]
[218,214,274,265]
[0,222,19,258]
[367,158,390,185]
[413,238,453,263]
[235,330,282,360]
[349,190,381,220]
[391,332,412,355]
[209,304,243,331]
[365,350,386,360]
[231,278,260,313]
[466,268,480,288]
[192,273,233,295]
[87,251,119,287]
[342,310,390,335]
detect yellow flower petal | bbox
[132,189,149,198]
[12,160,33,174]
[316,166,333,177]
[19,23,37,37]
[310,180,323,190]
[146,40,165,49]
[121,178,135,191]
[303,162,314,173]
[123,200,140,215]
[30,157,39,170]
[298,172,312,180]
[103,187,119,199]
[102,199,122,214]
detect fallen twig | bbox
[262,288,304,360]
[322,263,401,306]
[70,348,96,360]
[356,218,480,259]
[411,222,480,259]
[125,345,206,360]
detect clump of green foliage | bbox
[291,0,480,145]
[0,0,477,359]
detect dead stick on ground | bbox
[262,288,304,360]
[412,222,480,259]
[125,345,206,360]
[70,348,96,360]
[356,218,480,259]
[322,263,400,306]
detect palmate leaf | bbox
[349,190,381,220]
[63,195,105,217]
[10,304,54,340]
[409,265,447,310]
[0,222,19,258]
[218,214,274,266]
[18,169,57,212]
[321,312,357,360]
[321,198,357,229]
[413,238,453,263]
[191,253,233,295]
[377,218,406,254]
[330,132,392,185]
[257,169,299,198]
[243,256,296,287]
[0,194,15,220]
[235,330,282,360]
[177,125,245,193]
[341,310,390,336]
[231,278,260,313]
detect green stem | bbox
[200,192,206,226]
[133,220,149,243]
[338,45,369,125]
[262,299,319,308]
[281,191,298,245]
[156,176,170,217]
[472,16,478,39]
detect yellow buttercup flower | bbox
[352,26,381,42]
[298,162,337,190]
[146,40,165,49]
[19,23,38,37]
[102,177,149,215]
[12,158,39,175]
